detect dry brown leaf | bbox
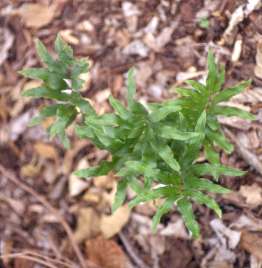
[218,117,251,130]
[241,231,262,261]
[100,205,130,238]
[74,208,101,243]
[8,111,34,141]
[79,71,91,92]
[248,130,260,149]
[14,258,34,268]
[42,163,57,184]
[16,3,57,28]
[239,184,262,207]
[76,20,94,32]
[94,174,115,189]
[20,163,41,178]
[230,214,262,232]
[83,190,101,204]
[154,26,175,50]
[0,95,9,122]
[41,117,55,129]
[201,246,236,268]
[223,0,261,43]
[175,70,206,84]
[160,218,189,239]
[231,87,262,104]
[201,243,236,268]
[69,158,90,197]
[115,30,130,48]
[33,142,59,163]
[85,236,128,268]
[0,28,14,66]
[210,219,241,249]
[136,62,153,88]
[123,40,149,57]
[160,238,193,268]
[231,38,242,62]
[23,80,43,91]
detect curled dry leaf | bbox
[100,205,130,239]
[23,81,43,91]
[175,69,205,84]
[85,236,128,268]
[231,38,242,62]
[59,30,80,45]
[77,20,94,32]
[74,204,130,241]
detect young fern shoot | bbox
[20,35,255,238]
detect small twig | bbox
[0,164,87,268]
[22,250,75,267]
[0,250,74,267]
[119,232,150,268]
[0,253,59,268]
[224,128,262,176]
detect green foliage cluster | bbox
[21,36,255,238]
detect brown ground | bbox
[0,0,262,268]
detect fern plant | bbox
[20,35,255,238]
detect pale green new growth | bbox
[21,36,255,238]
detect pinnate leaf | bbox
[212,106,255,120]
[190,191,222,217]
[212,80,251,104]
[112,179,128,213]
[152,198,174,233]
[177,198,200,238]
